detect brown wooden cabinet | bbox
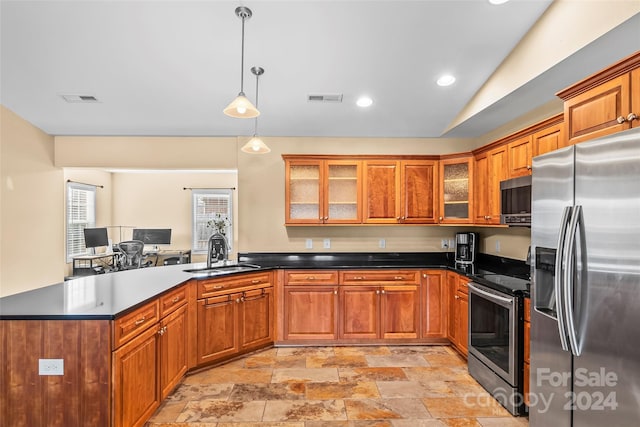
[339,285,379,339]
[446,271,458,343]
[363,159,438,224]
[283,270,339,340]
[532,122,566,157]
[159,304,188,399]
[439,156,473,224]
[558,51,640,145]
[421,270,447,339]
[445,271,469,357]
[196,272,274,365]
[284,157,362,225]
[507,135,532,178]
[474,145,507,225]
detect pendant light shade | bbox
[224,7,259,119]
[241,66,270,154]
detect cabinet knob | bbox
[376,290,380,295]
[334,290,338,295]
[236,298,241,303]
[617,116,628,124]
[439,216,443,221]
[381,290,386,295]
[628,113,639,122]
[455,295,460,300]
[527,165,532,170]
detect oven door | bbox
[468,282,518,386]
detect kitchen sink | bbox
[183,263,261,275]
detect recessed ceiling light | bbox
[356,96,373,107]
[488,0,510,5]
[436,75,456,87]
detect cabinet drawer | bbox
[456,277,469,294]
[114,300,160,348]
[160,285,187,317]
[198,272,271,299]
[340,270,420,285]
[284,270,339,285]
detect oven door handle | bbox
[468,283,514,307]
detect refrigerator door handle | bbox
[555,205,572,352]
[564,204,582,356]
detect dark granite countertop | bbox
[0,252,530,320]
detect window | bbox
[66,182,96,262]
[192,189,233,253]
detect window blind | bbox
[66,182,96,262]
[192,189,233,253]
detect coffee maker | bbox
[455,232,478,264]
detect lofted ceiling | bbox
[1,1,638,139]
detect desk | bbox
[72,253,115,276]
[144,249,191,266]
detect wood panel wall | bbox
[0,320,111,427]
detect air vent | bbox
[60,94,100,103]
[307,93,343,103]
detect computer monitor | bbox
[132,228,172,246]
[84,227,109,249]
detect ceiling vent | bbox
[307,93,343,103]
[60,94,100,103]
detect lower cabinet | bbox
[421,270,447,339]
[284,286,339,340]
[160,304,188,399]
[446,271,469,357]
[196,272,274,366]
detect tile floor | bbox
[146,345,529,427]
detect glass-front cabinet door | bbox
[439,156,473,224]
[284,157,362,224]
[285,159,323,224]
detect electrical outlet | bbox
[305,239,313,249]
[449,239,455,249]
[379,239,386,249]
[495,240,501,253]
[323,238,331,249]
[441,239,448,249]
[39,359,64,376]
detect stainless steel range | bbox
[467,272,530,416]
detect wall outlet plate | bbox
[379,239,386,249]
[305,239,313,249]
[39,359,64,376]
[323,238,331,249]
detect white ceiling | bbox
[1,1,638,139]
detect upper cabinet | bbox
[284,157,362,225]
[532,122,566,157]
[473,145,507,225]
[557,51,640,145]
[507,135,532,178]
[363,158,439,224]
[439,155,473,224]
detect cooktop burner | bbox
[471,273,530,296]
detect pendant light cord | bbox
[253,72,259,135]
[239,15,246,94]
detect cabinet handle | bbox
[306,276,315,280]
[135,317,146,325]
[628,113,638,122]
[394,276,403,280]
[617,116,627,124]
[171,297,180,303]
[212,285,224,290]
[158,327,164,336]
[251,279,261,284]
[353,276,365,280]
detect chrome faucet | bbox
[207,233,228,268]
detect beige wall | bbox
[1,106,64,297]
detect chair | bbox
[117,240,149,270]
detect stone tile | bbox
[307,355,369,369]
[388,346,450,355]
[244,355,307,369]
[391,420,449,427]
[272,368,340,383]
[339,367,408,383]
[334,347,392,357]
[344,398,431,420]
[146,401,188,422]
[440,419,482,427]
[376,380,455,398]
[262,399,347,422]
[146,423,217,427]
[477,417,529,426]
[365,354,431,368]
[218,423,304,427]
[403,367,475,383]
[446,380,491,397]
[165,383,233,401]
[176,400,267,423]
[306,421,394,427]
[184,368,274,384]
[276,347,336,357]
[306,382,380,399]
[423,353,467,368]
[229,382,306,401]
[422,397,511,418]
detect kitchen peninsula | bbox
[0,252,529,427]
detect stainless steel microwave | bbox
[500,175,531,226]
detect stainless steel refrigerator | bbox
[530,127,640,427]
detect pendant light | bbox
[241,66,271,154]
[223,6,259,119]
